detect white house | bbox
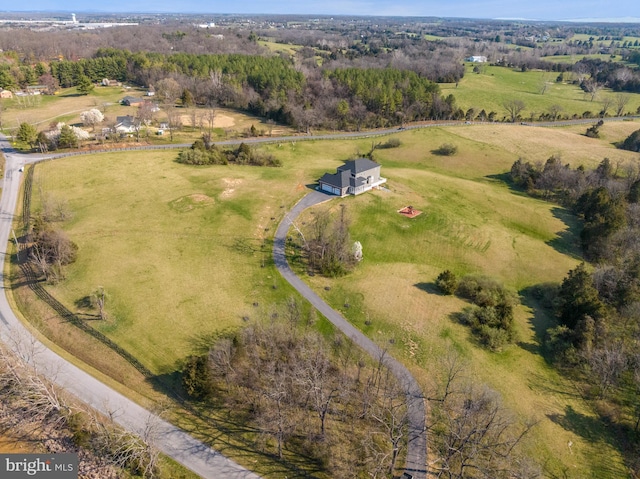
[115,115,137,134]
[466,55,488,63]
[318,158,386,197]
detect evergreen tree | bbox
[76,75,94,95]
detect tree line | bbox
[509,153,640,474]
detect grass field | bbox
[442,64,640,119]
[16,121,640,477]
[258,39,302,56]
[541,54,623,63]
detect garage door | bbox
[321,183,335,194]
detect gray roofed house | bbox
[319,158,386,197]
[121,96,145,106]
[115,115,137,133]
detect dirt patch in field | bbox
[178,112,236,128]
[169,194,215,212]
[220,178,243,199]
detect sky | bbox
[2,1,640,22]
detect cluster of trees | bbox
[510,156,635,260]
[16,121,90,152]
[29,190,77,284]
[575,58,640,95]
[510,155,640,472]
[177,139,281,167]
[427,351,538,479]
[621,128,640,152]
[300,206,361,277]
[436,272,518,350]
[182,309,408,477]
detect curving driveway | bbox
[273,190,427,479]
[0,133,259,479]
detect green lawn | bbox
[21,122,640,477]
[442,64,640,119]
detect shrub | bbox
[453,275,517,350]
[434,143,458,156]
[436,270,458,295]
[585,120,603,138]
[182,355,213,400]
[620,129,640,152]
[178,138,281,167]
[376,138,401,149]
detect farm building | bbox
[101,78,121,87]
[466,55,488,62]
[121,96,145,106]
[319,158,386,196]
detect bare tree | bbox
[600,97,613,117]
[585,343,626,399]
[614,93,631,117]
[164,106,181,142]
[539,74,551,95]
[503,99,526,122]
[136,101,156,141]
[548,104,563,121]
[427,351,538,479]
[584,79,603,102]
[90,286,108,320]
[369,371,408,476]
[154,77,182,106]
[294,335,342,438]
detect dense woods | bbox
[2,16,640,132]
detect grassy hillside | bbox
[442,64,640,119]
[19,121,640,477]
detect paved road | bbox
[273,191,427,479]
[0,133,260,479]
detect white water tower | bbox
[71,13,77,24]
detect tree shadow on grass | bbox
[518,283,560,361]
[414,282,440,295]
[165,391,326,478]
[485,173,583,259]
[547,206,583,259]
[484,172,533,198]
[547,405,635,477]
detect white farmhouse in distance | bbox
[466,55,488,63]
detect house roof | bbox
[338,158,380,175]
[319,169,351,189]
[122,96,144,104]
[116,115,134,123]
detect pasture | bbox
[16,120,640,477]
[442,64,640,119]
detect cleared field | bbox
[442,64,640,119]
[20,123,638,477]
[258,39,302,56]
[1,86,127,131]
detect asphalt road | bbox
[0,133,260,479]
[273,191,428,479]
